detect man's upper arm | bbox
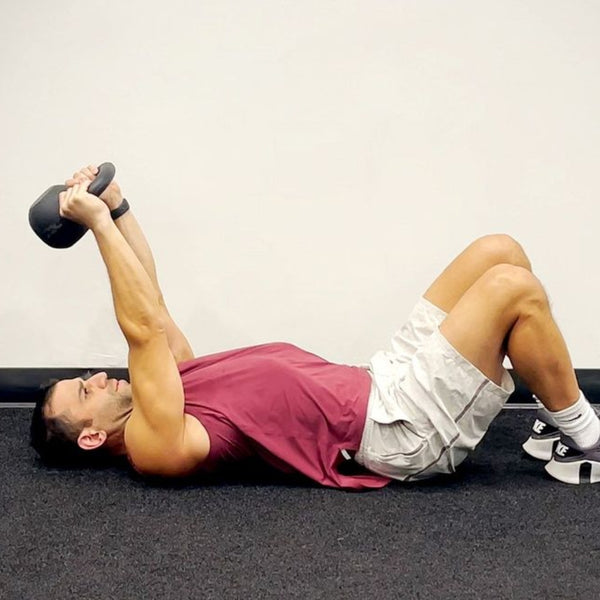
[124,328,204,476]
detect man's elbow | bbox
[121,313,167,346]
[172,343,194,364]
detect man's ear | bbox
[77,427,107,451]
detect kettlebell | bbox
[29,162,116,248]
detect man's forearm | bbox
[112,211,164,303]
[92,217,163,342]
[112,208,194,361]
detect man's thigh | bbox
[388,297,447,363]
[439,274,514,387]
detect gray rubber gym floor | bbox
[1,407,598,600]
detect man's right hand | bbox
[66,164,124,211]
[59,180,112,230]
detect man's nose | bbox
[89,372,108,388]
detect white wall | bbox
[1,0,599,367]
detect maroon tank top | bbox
[179,342,390,490]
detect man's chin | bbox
[117,391,133,411]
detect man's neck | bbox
[105,413,132,457]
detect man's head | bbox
[30,372,133,466]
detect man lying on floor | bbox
[30,165,600,489]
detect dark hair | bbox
[30,380,109,468]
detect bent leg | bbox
[439,264,579,411]
[424,234,532,314]
[389,235,532,363]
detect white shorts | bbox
[355,297,515,481]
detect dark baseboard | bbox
[1,368,600,405]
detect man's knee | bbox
[479,264,547,312]
[471,234,532,271]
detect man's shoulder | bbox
[123,411,210,478]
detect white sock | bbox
[550,391,600,449]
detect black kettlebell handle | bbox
[29,162,116,249]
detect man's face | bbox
[47,372,133,432]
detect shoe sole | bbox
[545,458,600,484]
[522,435,559,461]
